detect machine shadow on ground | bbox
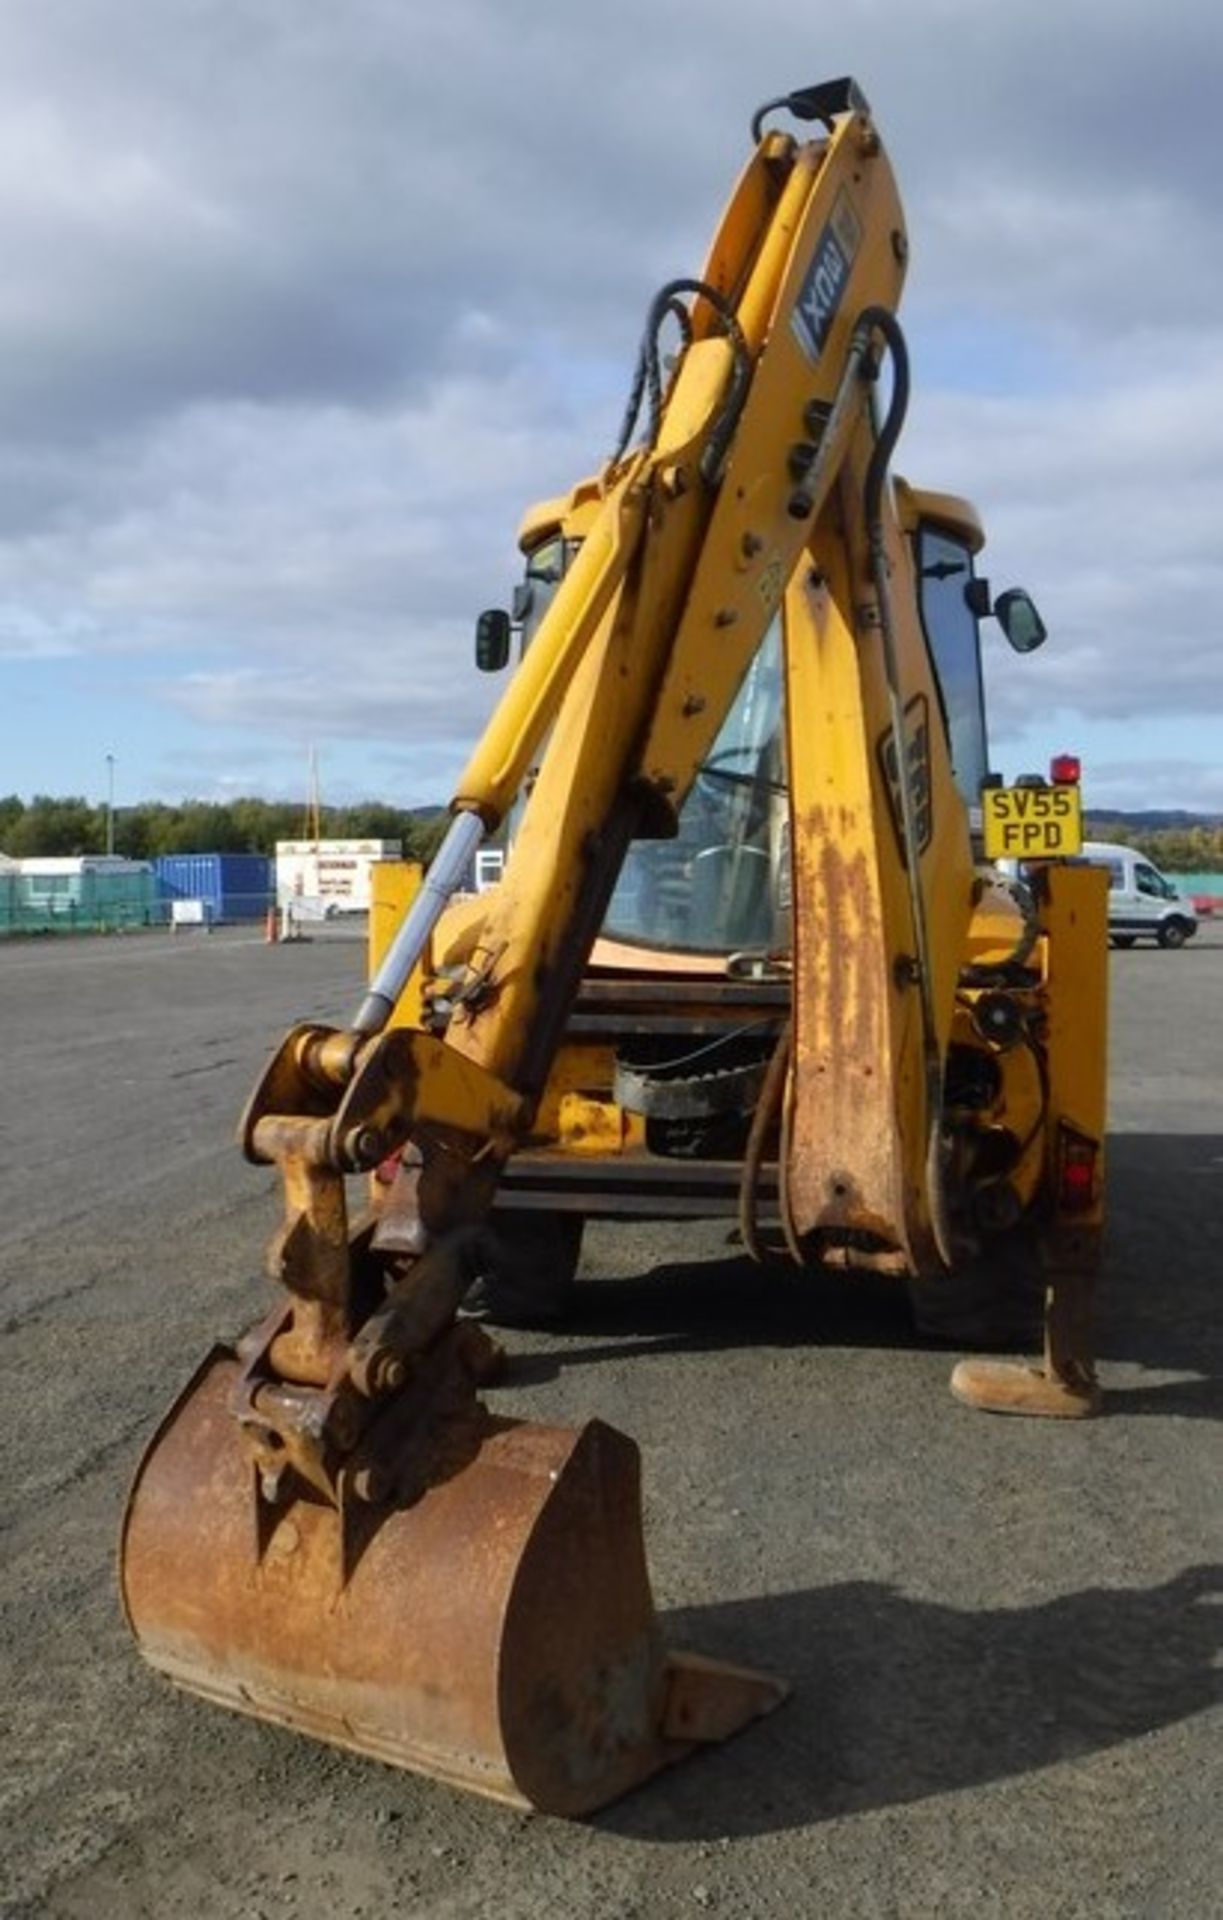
[599,1563,1223,1842]
[483,1128,1223,1845]
[504,1131,1222,1420]
[1091,1131,1223,1413]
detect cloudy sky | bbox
[2,0,1221,816]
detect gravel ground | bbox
[1,921,1219,1919]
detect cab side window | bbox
[1135,864,1165,898]
[915,526,988,809]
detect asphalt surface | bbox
[2,920,1220,1919]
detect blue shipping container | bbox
[154,853,273,923]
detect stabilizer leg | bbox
[949,1262,1101,1418]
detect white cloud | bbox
[1085,759,1223,812]
[0,607,87,661]
[906,342,1223,743]
[1,0,1220,811]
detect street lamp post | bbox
[105,754,116,857]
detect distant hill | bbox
[1085,809,1223,832]
[1079,809,1223,874]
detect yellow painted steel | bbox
[894,480,984,552]
[516,482,602,557]
[452,461,649,826]
[690,134,793,324]
[965,881,1033,969]
[431,888,493,973]
[778,533,911,1254]
[357,1028,528,1145]
[638,118,905,807]
[777,460,974,1266]
[352,92,1079,1291]
[432,105,956,1239]
[369,862,425,1029]
[528,1043,644,1154]
[432,123,890,1108]
[1038,863,1109,1234]
[946,993,1046,1213]
[444,465,718,1102]
[557,1092,641,1156]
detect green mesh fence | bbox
[0,870,159,935]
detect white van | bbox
[1081,842,1198,949]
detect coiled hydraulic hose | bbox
[610,278,750,482]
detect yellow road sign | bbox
[982,783,1083,861]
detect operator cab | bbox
[605,619,785,954]
[478,524,786,956]
[475,486,1046,960]
[897,483,1046,829]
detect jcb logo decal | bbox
[791,190,862,366]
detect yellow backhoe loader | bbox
[415,485,1100,1372]
[122,79,1108,1817]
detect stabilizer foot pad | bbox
[950,1358,1101,1419]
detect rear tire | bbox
[1111,935,1135,949]
[907,1229,1044,1348]
[1158,919,1190,950]
[464,1212,584,1327]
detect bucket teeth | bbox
[121,1347,784,1815]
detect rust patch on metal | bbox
[121,1356,784,1815]
[786,801,906,1251]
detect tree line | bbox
[4,792,1220,874]
[1091,822,1223,872]
[0,794,448,863]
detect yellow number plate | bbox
[982,784,1083,860]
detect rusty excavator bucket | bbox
[121,1229,785,1815]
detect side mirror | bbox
[994,587,1047,654]
[475,608,512,672]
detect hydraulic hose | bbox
[610,279,750,480]
[737,1018,793,1264]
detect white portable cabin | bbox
[275,839,403,914]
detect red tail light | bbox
[1057,1125,1099,1213]
[1050,753,1081,785]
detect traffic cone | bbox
[264,906,279,944]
